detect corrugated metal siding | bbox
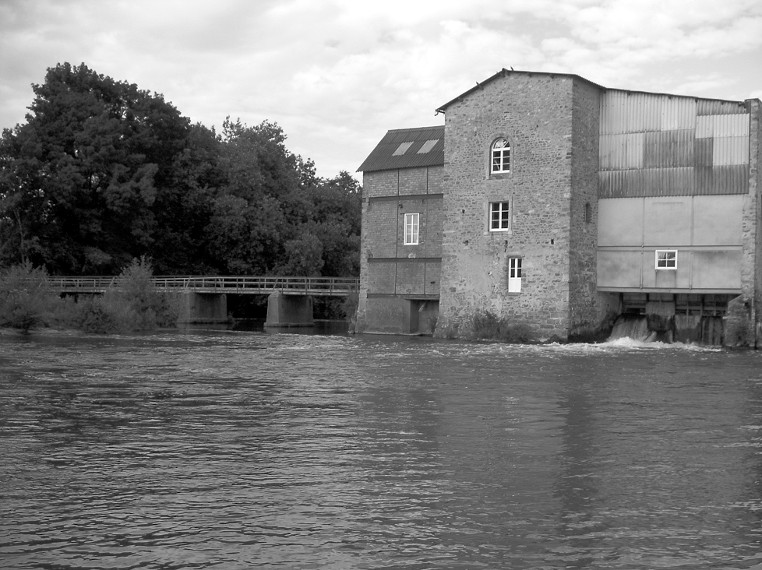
[599,133,644,169]
[643,130,694,168]
[599,90,750,197]
[713,114,750,137]
[697,99,749,116]
[713,136,749,166]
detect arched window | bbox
[491,138,510,173]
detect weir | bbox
[609,314,724,345]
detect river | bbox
[1,328,761,569]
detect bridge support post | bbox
[176,292,228,324]
[265,292,314,328]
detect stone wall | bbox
[568,78,607,339]
[437,72,594,340]
[750,99,762,347]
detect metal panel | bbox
[694,138,713,167]
[600,133,644,169]
[712,165,749,193]
[713,136,749,166]
[597,250,643,287]
[696,115,713,138]
[660,97,696,130]
[597,198,644,246]
[697,99,748,116]
[644,130,694,168]
[643,197,692,245]
[691,250,742,289]
[713,114,750,137]
[692,195,744,246]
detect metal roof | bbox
[435,68,750,114]
[357,125,444,173]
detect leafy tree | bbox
[0,63,196,274]
[1,63,363,281]
[0,262,56,332]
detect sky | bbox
[1,0,761,179]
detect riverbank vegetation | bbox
[0,62,361,281]
[0,257,179,333]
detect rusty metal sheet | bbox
[697,99,749,116]
[643,130,694,168]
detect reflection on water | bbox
[1,330,762,569]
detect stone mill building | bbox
[356,69,762,346]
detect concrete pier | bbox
[264,292,314,327]
[176,292,228,324]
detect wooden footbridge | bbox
[48,276,359,326]
[48,276,359,297]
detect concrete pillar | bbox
[176,292,228,324]
[265,292,314,327]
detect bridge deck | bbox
[48,276,359,297]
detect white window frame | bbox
[508,257,522,293]
[489,201,511,231]
[655,250,677,270]
[491,138,511,173]
[404,213,419,245]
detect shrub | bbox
[470,310,535,343]
[0,262,57,332]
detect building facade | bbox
[356,70,762,346]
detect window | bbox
[404,213,419,245]
[508,257,522,293]
[417,139,439,154]
[491,138,511,173]
[393,141,414,156]
[655,250,677,270]
[490,201,510,231]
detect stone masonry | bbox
[436,72,606,340]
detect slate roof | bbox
[357,125,444,173]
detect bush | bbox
[0,262,57,332]
[470,310,535,343]
[86,256,178,332]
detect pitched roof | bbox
[435,68,750,114]
[435,68,602,114]
[357,125,444,173]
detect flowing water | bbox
[1,328,762,569]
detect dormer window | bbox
[491,138,510,173]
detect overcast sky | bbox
[1,0,761,179]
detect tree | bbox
[0,63,196,274]
[0,262,56,332]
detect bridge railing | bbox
[47,276,360,296]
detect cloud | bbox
[1,0,760,176]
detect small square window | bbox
[655,250,677,270]
[404,213,419,245]
[489,201,510,231]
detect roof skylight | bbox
[417,139,439,154]
[393,141,414,156]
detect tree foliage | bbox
[0,62,361,279]
[0,262,56,332]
